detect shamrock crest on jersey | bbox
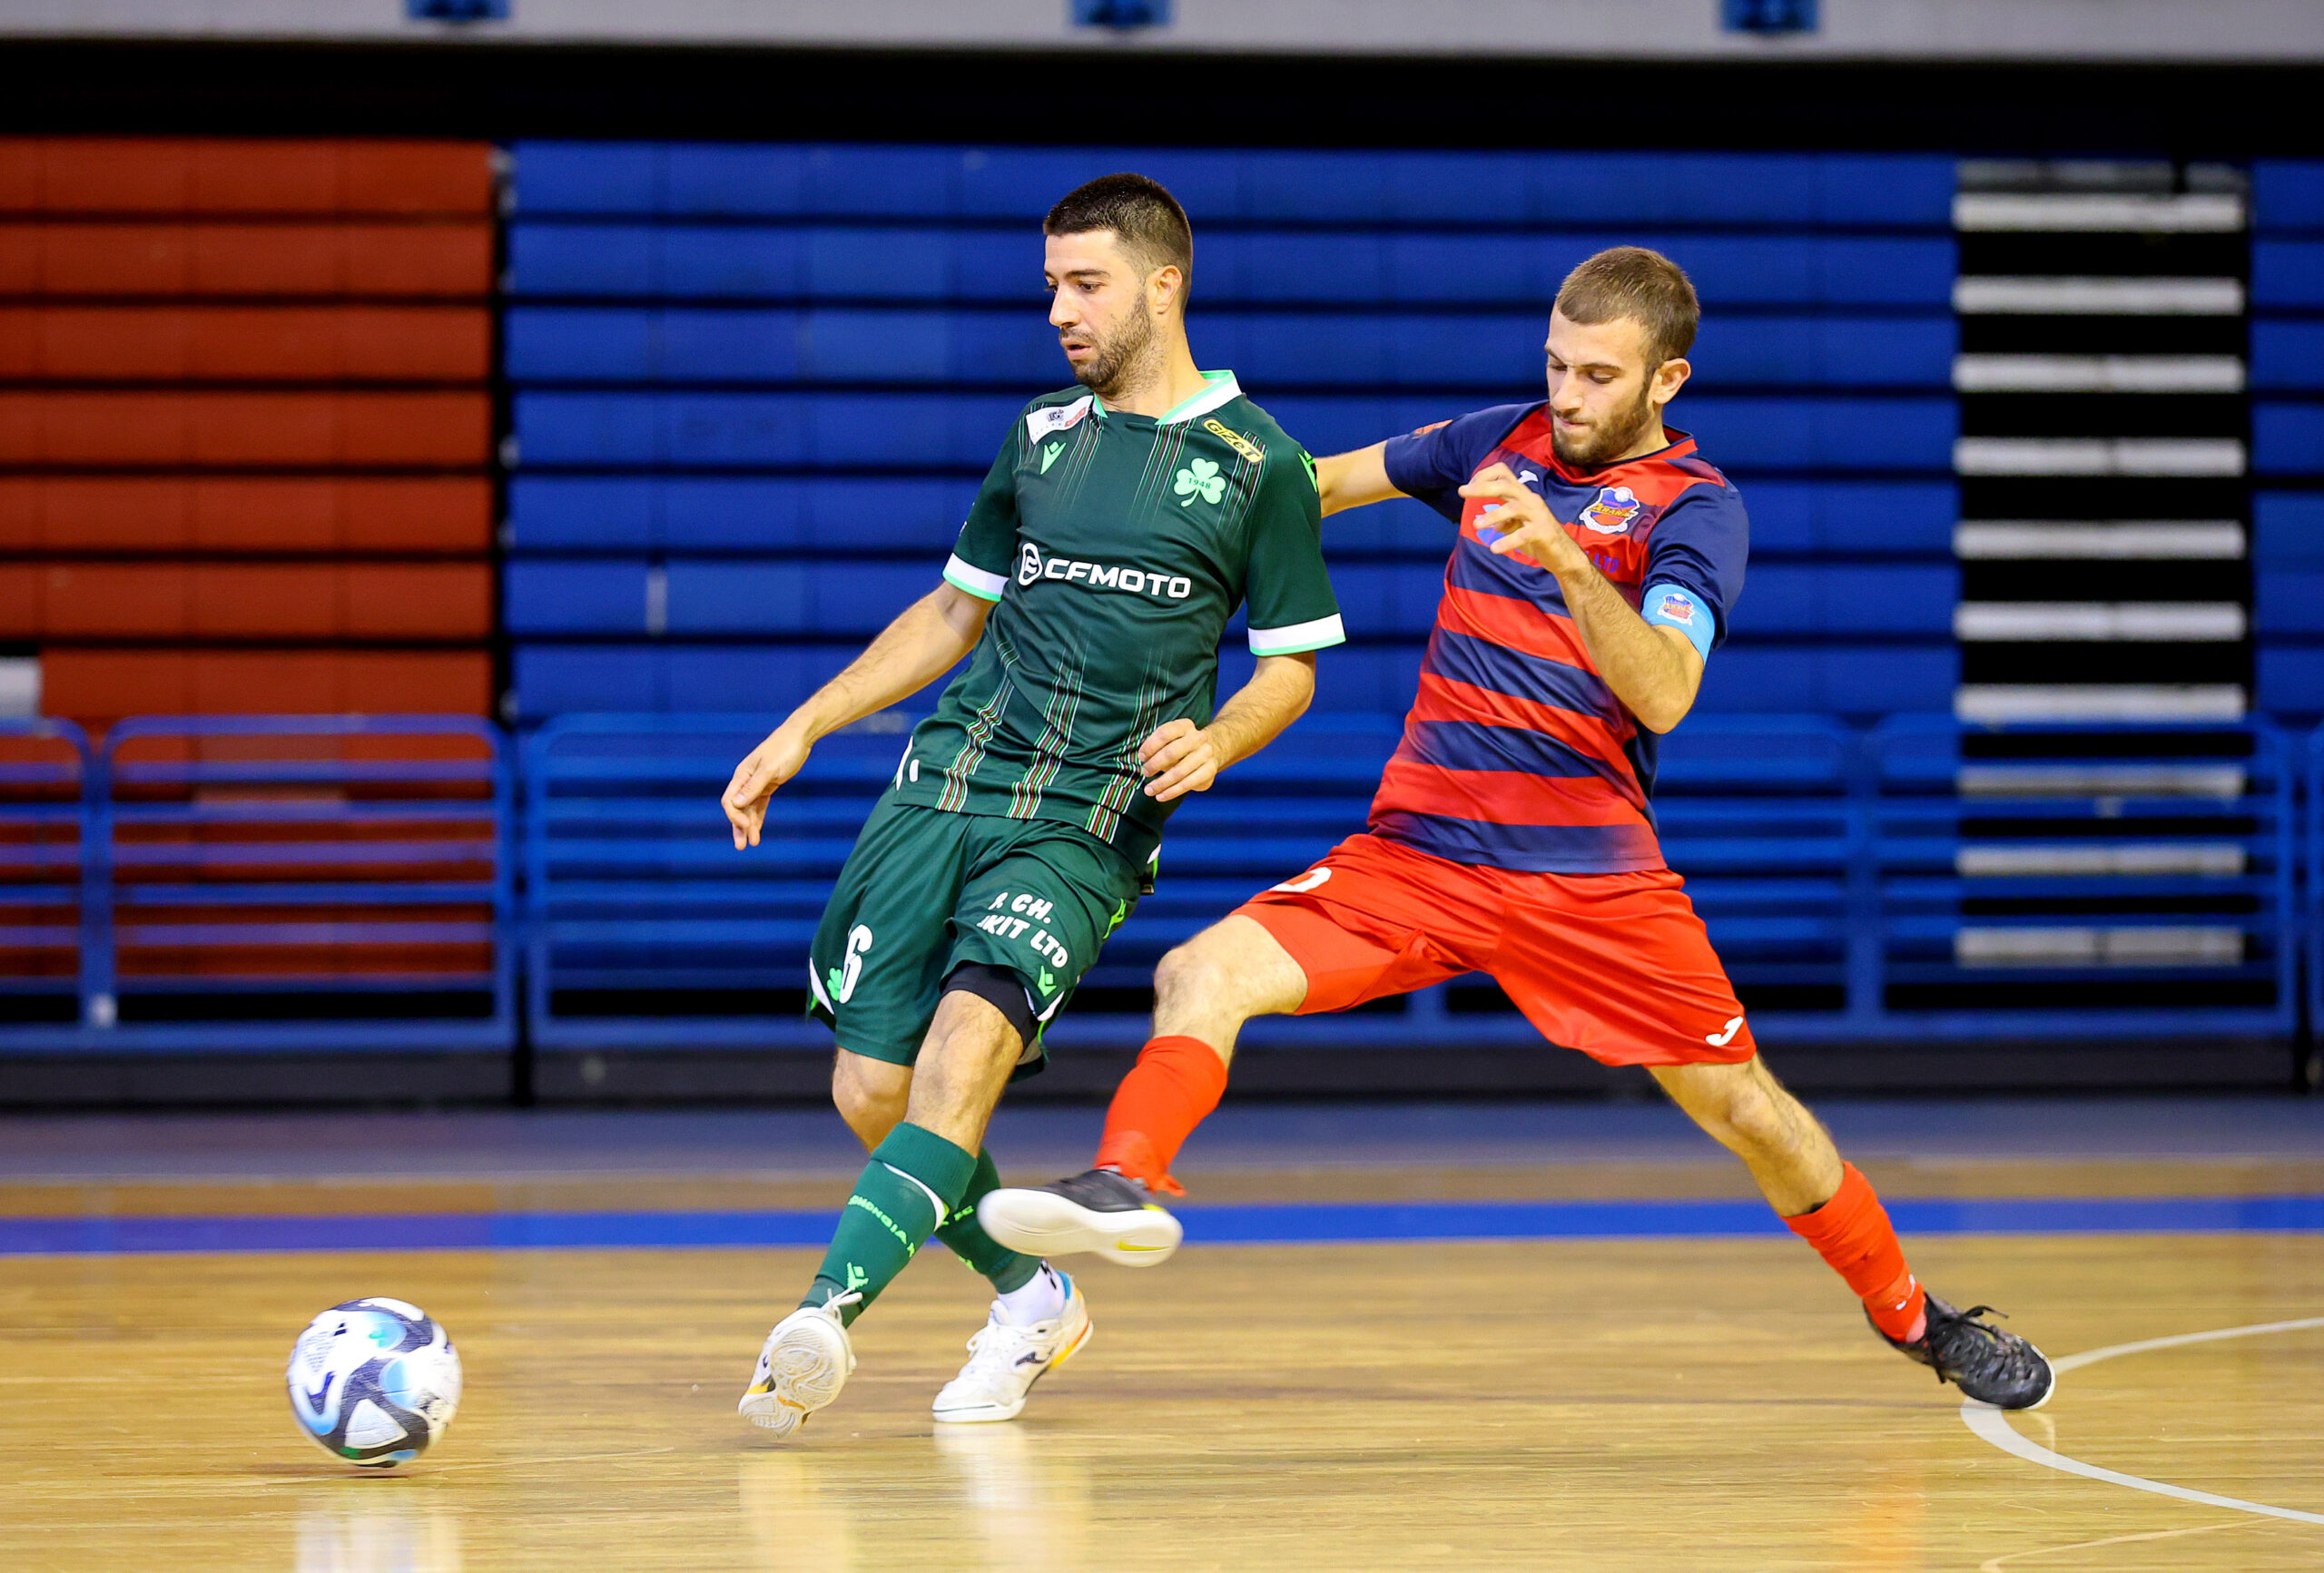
[1175,457,1227,508]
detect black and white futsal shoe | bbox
[977,1168,1185,1268]
[1873,1294,2055,1410]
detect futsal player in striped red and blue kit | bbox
[984,246,2056,1410]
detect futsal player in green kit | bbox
[720,174,1344,1439]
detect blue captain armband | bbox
[1641,582,1714,663]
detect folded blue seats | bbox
[2257,646,2324,713]
[795,309,950,382]
[957,148,1121,219]
[1320,565,1438,638]
[2253,242,2324,309]
[1214,642,1423,713]
[507,477,977,551]
[509,477,661,549]
[2252,322,2324,391]
[1325,497,1460,555]
[2254,162,2324,231]
[665,228,809,299]
[1382,152,1538,222]
[1817,238,1956,306]
[515,644,661,714]
[945,311,1068,384]
[1742,481,1956,555]
[1690,317,1955,389]
[507,224,658,297]
[1256,396,1402,463]
[520,642,857,716]
[1696,644,1955,713]
[2256,493,2324,566]
[507,561,648,634]
[505,308,660,380]
[1678,397,1957,472]
[803,228,954,300]
[1384,234,1558,306]
[953,229,1045,301]
[1240,150,1393,222]
[512,392,1026,468]
[1813,156,1955,225]
[1734,565,1956,638]
[663,644,859,713]
[665,562,932,635]
[511,142,660,214]
[2257,570,2324,634]
[2256,404,2324,476]
[662,144,811,215]
[1220,234,1391,304]
[1382,315,1543,387]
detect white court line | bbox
[1959,1316,2324,1527]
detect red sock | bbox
[1093,1036,1228,1199]
[1783,1163,1927,1342]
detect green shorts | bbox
[806,797,1146,1075]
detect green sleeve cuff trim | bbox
[1249,613,1346,655]
[943,553,1007,602]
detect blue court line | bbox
[5,1195,2324,1257]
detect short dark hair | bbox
[1044,172,1194,282]
[1555,246,1699,367]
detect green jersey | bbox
[891,370,1344,866]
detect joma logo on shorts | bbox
[1017,543,1191,600]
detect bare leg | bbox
[1148,913,1310,1068]
[831,1048,912,1151]
[900,988,1025,1153]
[1650,1055,1845,1217]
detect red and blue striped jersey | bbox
[1374,402,1748,874]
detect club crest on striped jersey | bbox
[1580,486,1645,535]
[1026,396,1094,443]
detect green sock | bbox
[936,1147,1039,1294]
[804,1122,977,1326]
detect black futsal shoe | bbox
[977,1168,1185,1268]
[1872,1294,2055,1410]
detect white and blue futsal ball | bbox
[286,1297,463,1468]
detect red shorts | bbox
[1233,832,1755,1067]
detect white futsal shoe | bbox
[931,1272,1092,1424]
[738,1291,860,1439]
[978,1168,1185,1267]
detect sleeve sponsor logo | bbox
[1580,486,1645,535]
[1411,419,1452,436]
[1654,592,1698,625]
[1025,396,1094,443]
[1202,418,1265,465]
[1017,543,1192,600]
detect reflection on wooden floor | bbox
[3,1233,2321,1571]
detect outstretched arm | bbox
[722,583,993,847]
[1137,653,1317,802]
[1458,463,1704,733]
[1315,442,1401,517]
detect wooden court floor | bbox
[3,1232,2321,1572]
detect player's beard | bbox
[1551,379,1661,468]
[1067,299,1159,402]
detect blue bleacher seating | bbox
[510,145,1955,227]
[504,142,1959,734]
[508,476,981,553]
[509,223,1955,310]
[2255,403,2324,476]
[2253,241,2324,310]
[2254,161,2324,231]
[2252,321,2324,392]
